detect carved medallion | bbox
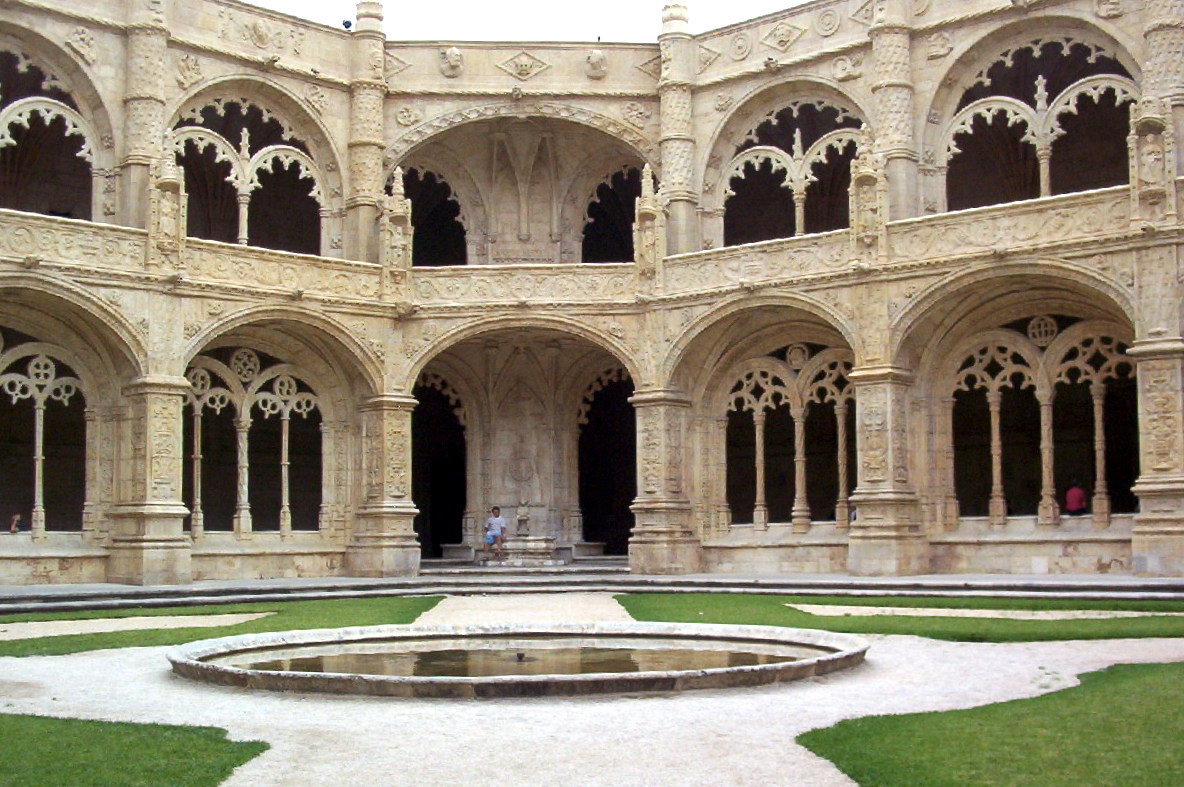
[815,9,841,37]
[730,33,751,60]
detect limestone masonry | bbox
[0,0,1181,584]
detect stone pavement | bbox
[2,592,1184,785]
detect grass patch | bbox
[0,596,441,657]
[0,714,267,787]
[798,660,1184,786]
[616,592,1184,641]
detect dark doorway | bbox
[577,377,635,555]
[412,384,467,557]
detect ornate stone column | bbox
[1090,381,1112,529]
[657,5,699,254]
[346,393,421,576]
[629,389,701,574]
[846,366,927,575]
[868,0,918,220]
[1037,393,1058,527]
[752,410,768,529]
[834,400,851,529]
[790,404,811,533]
[1130,339,1184,574]
[120,0,169,228]
[107,376,192,585]
[345,2,388,263]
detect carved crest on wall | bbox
[635,54,662,80]
[761,21,804,52]
[220,10,305,56]
[175,54,203,88]
[65,27,96,66]
[498,50,550,81]
[815,9,841,36]
[697,45,721,73]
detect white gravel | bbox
[1,594,1183,786]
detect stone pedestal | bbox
[106,504,192,585]
[480,535,568,567]
[1132,477,1184,575]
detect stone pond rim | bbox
[168,622,869,698]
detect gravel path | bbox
[2,594,1183,786]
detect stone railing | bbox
[885,186,1131,265]
[662,230,849,293]
[410,263,636,306]
[0,184,1150,309]
[185,238,383,301]
[0,210,146,273]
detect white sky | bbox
[245,0,810,42]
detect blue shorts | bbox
[484,534,495,544]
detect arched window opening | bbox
[249,161,320,253]
[179,145,236,243]
[804,139,856,233]
[723,344,854,531]
[577,370,635,555]
[723,101,862,245]
[582,167,641,263]
[173,100,322,254]
[398,167,466,266]
[184,347,322,536]
[947,112,1039,209]
[946,39,1134,211]
[412,379,466,558]
[948,316,1136,528]
[1048,89,1129,195]
[0,50,91,220]
[0,326,86,535]
[724,159,795,245]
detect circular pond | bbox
[168,622,868,698]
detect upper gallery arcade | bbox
[0,0,1181,585]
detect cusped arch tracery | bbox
[168,87,342,255]
[924,27,1138,212]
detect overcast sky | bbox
[245,0,809,42]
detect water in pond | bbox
[219,636,828,678]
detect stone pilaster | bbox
[120,0,169,229]
[345,393,421,576]
[345,2,388,263]
[1130,338,1184,574]
[107,376,192,585]
[868,0,918,220]
[657,5,699,254]
[846,366,927,575]
[628,389,701,574]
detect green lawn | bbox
[798,660,1184,787]
[0,714,267,787]
[616,592,1184,641]
[0,596,441,656]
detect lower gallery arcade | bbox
[0,275,1161,584]
[2,0,1184,584]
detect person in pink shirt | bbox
[1064,480,1088,516]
